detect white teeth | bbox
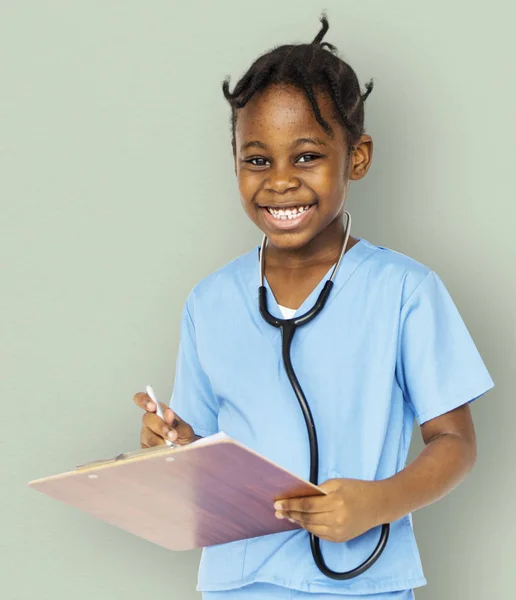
[266,205,312,220]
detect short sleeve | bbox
[396,270,495,426]
[169,297,220,438]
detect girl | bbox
[134,12,494,600]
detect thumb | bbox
[163,405,179,427]
[317,479,343,494]
[164,408,194,445]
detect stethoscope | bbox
[258,210,389,580]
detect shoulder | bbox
[359,238,434,305]
[184,246,258,316]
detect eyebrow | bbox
[240,137,328,152]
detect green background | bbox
[1,2,512,598]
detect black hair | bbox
[222,11,374,154]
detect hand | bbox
[133,391,198,448]
[273,478,386,543]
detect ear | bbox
[348,135,373,181]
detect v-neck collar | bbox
[262,259,335,320]
[239,237,378,346]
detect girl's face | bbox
[233,83,372,253]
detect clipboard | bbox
[28,432,325,551]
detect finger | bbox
[274,512,336,540]
[133,391,154,411]
[274,494,332,514]
[134,391,163,413]
[274,510,334,539]
[143,412,178,442]
[294,522,335,540]
[141,428,167,448]
[276,509,333,527]
[134,392,170,416]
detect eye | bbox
[246,157,269,167]
[245,153,321,167]
[297,153,320,163]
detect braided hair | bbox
[222,11,374,154]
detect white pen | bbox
[145,384,177,448]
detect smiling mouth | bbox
[263,203,316,221]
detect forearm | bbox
[376,432,477,525]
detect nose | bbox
[263,165,301,195]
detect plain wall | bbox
[1,2,513,599]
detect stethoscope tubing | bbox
[258,212,390,580]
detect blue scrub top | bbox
[170,237,495,595]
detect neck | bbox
[264,217,351,270]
